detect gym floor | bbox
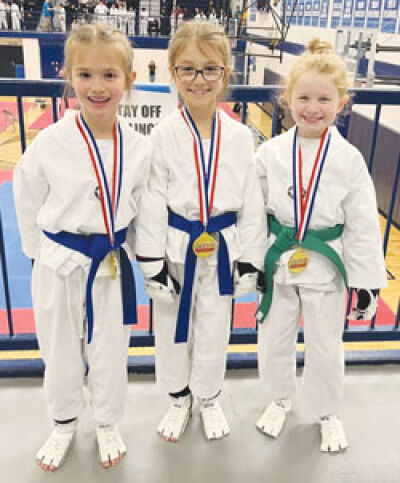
[1,367,400,483]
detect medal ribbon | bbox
[293,127,331,242]
[76,112,123,246]
[180,105,221,228]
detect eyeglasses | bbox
[174,65,225,82]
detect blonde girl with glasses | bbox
[13,24,151,471]
[136,21,267,443]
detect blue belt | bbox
[43,228,137,343]
[168,210,236,343]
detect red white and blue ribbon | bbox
[179,105,221,227]
[75,112,123,246]
[172,106,233,344]
[292,126,331,242]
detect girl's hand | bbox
[233,262,259,298]
[137,257,180,304]
[348,289,378,321]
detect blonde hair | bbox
[168,21,232,100]
[64,23,133,90]
[285,38,350,104]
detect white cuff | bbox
[138,259,164,278]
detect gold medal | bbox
[192,232,217,258]
[288,248,309,273]
[109,251,118,280]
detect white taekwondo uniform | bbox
[53,5,66,32]
[127,9,135,36]
[170,13,176,34]
[136,108,267,398]
[108,6,118,28]
[116,6,128,33]
[10,2,21,30]
[94,3,108,23]
[256,125,387,416]
[0,1,8,29]
[177,11,184,28]
[209,12,218,24]
[13,114,150,425]
[139,8,148,35]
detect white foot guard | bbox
[36,428,76,472]
[96,425,127,469]
[256,399,292,438]
[200,401,230,440]
[157,394,193,443]
[320,415,348,453]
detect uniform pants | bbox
[140,19,147,35]
[32,261,131,425]
[153,258,232,399]
[258,281,346,416]
[11,15,19,30]
[0,14,7,29]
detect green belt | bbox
[256,215,347,324]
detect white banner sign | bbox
[119,83,178,136]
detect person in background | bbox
[53,3,66,32]
[10,0,21,29]
[117,1,128,33]
[94,0,108,23]
[41,0,52,31]
[108,2,118,28]
[160,6,169,36]
[148,59,156,82]
[127,5,135,35]
[170,6,176,34]
[208,7,217,24]
[139,5,148,35]
[0,0,9,29]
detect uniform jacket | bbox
[136,108,267,269]
[256,125,387,289]
[13,113,151,275]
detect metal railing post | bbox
[0,211,14,337]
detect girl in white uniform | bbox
[0,0,8,29]
[117,3,128,34]
[108,4,118,28]
[255,39,387,452]
[177,11,184,28]
[170,10,176,35]
[10,1,21,30]
[94,0,108,24]
[127,7,135,36]
[136,21,266,442]
[13,24,150,471]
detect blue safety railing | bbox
[0,80,399,357]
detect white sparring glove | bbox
[233,262,259,299]
[348,289,379,321]
[137,257,180,305]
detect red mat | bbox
[0,298,396,335]
[29,99,78,130]
[0,101,33,133]
[219,102,240,121]
[0,171,13,184]
[0,306,150,335]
